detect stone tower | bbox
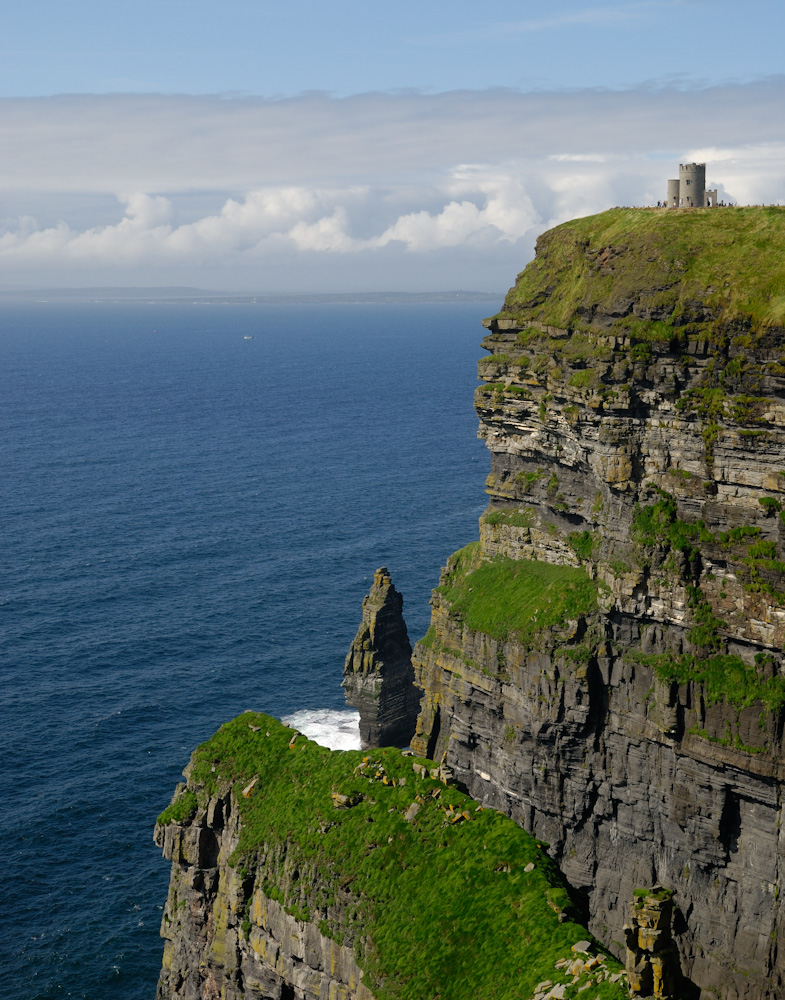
[666,162,716,207]
[679,162,705,207]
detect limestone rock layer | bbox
[625,887,680,1000]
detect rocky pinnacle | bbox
[342,567,419,749]
[625,887,680,1000]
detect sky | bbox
[1,0,784,292]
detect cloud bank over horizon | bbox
[2,81,785,291]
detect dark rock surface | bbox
[411,594,785,999]
[342,567,419,748]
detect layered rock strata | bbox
[156,208,785,1000]
[411,208,785,1000]
[342,567,419,748]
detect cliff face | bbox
[411,208,785,1000]
[155,780,371,1000]
[155,714,633,1000]
[342,568,418,749]
[157,207,785,1000]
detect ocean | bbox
[0,300,491,999]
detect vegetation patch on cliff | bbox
[157,787,197,826]
[437,542,600,642]
[482,506,536,528]
[632,651,785,713]
[164,713,628,1000]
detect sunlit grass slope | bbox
[499,207,785,338]
[160,713,629,1000]
[437,542,601,642]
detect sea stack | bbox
[342,567,419,748]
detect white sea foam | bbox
[282,708,361,751]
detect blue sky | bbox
[3,0,781,96]
[1,0,784,291]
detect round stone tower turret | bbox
[679,162,706,208]
[666,179,680,208]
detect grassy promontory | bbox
[436,542,602,643]
[498,207,785,340]
[160,713,630,1000]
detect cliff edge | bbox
[155,714,632,1000]
[412,207,785,1000]
[156,207,785,1000]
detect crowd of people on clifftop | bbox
[654,199,736,207]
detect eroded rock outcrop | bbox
[411,208,785,1000]
[625,887,681,1000]
[342,567,419,748]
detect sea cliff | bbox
[412,207,785,999]
[156,206,785,999]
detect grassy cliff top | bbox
[498,207,785,339]
[159,713,629,1000]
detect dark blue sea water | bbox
[0,301,490,999]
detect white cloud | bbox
[1,83,784,289]
[549,154,609,163]
[368,168,540,253]
[0,172,542,263]
[289,209,356,252]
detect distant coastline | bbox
[0,287,503,305]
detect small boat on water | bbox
[244,335,254,340]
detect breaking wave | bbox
[282,708,361,751]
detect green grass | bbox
[418,625,436,649]
[515,468,546,491]
[157,788,197,825]
[718,525,761,545]
[497,206,785,340]
[686,586,726,652]
[159,714,629,1000]
[632,653,785,713]
[568,531,597,561]
[630,491,785,643]
[482,506,536,528]
[631,491,712,567]
[567,369,596,389]
[437,544,601,642]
